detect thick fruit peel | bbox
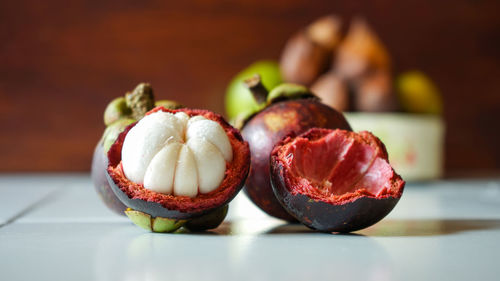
[270,128,404,232]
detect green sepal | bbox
[266,83,316,105]
[125,209,153,231]
[102,118,136,153]
[152,217,186,233]
[155,100,185,110]
[125,208,186,233]
[104,97,132,126]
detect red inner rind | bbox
[272,128,404,205]
[107,107,250,213]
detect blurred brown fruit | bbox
[307,15,343,51]
[280,32,330,86]
[335,18,391,80]
[280,15,344,86]
[311,72,350,112]
[355,71,398,112]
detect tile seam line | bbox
[0,187,64,228]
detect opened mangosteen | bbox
[270,128,405,233]
[237,75,351,221]
[91,83,183,215]
[106,107,250,232]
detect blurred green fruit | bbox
[225,60,282,120]
[397,71,442,114]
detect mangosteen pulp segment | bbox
[106,107,250,222]
[270,128,404,232]
[242,99,351,221]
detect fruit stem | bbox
[126,83,156,120]
[244,74,268,105]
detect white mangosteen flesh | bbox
[121,111,233,197]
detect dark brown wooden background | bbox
[1,0,499,175]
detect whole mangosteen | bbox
[238,75,351,221]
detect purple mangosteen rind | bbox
[269,128,405,233]
[105,108,251,221]
[271,160,401,232]
[106,171,213,220]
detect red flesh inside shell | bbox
[273,128,404,204]
[107,107,250,214]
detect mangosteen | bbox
[237,75,351,221]
[91,83,183,215]
[280,15,343,86]
[310,71,350,112]
[354,70,399,112]
[270,128,405,233]
[106,107,250,232]
[334,18,391,81]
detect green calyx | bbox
[125,209,186,233]
[225,60,282,121]
[155,100,184,110]
[232,75,317,129]
[125,83,156,120]
[266,83,316,104]
[104,97,131,126]
[102,118,136,152]
[124,206,228,233]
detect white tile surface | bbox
[16,175,128,223]
[0,175,62,225]
[1,220,499,281]
[385,180,500,220]
[1,175,500,281]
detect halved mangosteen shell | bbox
[106,107,251,221]
[270,128,405,233]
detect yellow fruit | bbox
[397,71,442,114]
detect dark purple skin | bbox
[91,142,127,215]
[270,152,403,233]
[184,204,229,231]
[106,172,212,220]
[241,99,351,221]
